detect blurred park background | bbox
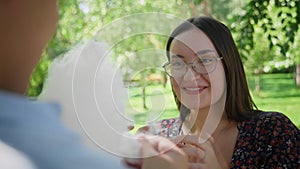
[28,0,300,128]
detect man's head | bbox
[0,0,58,93]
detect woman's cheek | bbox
[171,78,182,99]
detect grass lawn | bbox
[126,81,177,127]
[247,73,300,128]
[127,73,300,129]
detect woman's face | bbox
[169,28,226,111]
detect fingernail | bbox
[137,135,147,143]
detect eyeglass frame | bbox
[162,56,223,78]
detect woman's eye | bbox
[200,58,213,64]
[171,61,184,68]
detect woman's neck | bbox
[183,109,207,134]
[182,106,230,140]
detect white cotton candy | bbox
[39,40,136,156]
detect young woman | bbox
[153,16,300,168]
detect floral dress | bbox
[154,112,300,168]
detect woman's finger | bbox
[141,135,182,154]
[128,125,135,131]
[180,146,206,163]
[138,135,189,169]
[188,162,203,169]
[138,136,159,157]
[169,135,186,144]
[176,134,215,149]
[136,126,150,134]
[170,135,199,146]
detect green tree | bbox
[28,0,195,111]
[231,0,300,86]
[28,0,247,98]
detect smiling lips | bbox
[183,86,208,94]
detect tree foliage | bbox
[28,0,294,96]
[230,0,300,87]
[28,0,197,96]
[231,0,300,58]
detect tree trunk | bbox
[201,0,208,16]
[296,64,300,87]
[189,1,198,17]
[255,74,261,95]
[142,84,147,109]
[141,71,148,110]
[162,72,167,88]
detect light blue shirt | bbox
[0,91,128,169]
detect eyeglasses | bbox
[162,55,223,78]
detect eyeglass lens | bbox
[166,53,220,77]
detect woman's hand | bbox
[124,135,188,169]
[172,135,226,169]
[140,135,188,169]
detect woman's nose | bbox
[183,67,201,81]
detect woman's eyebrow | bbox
[171,54,184,58]
[196,49,215,55]
[170,50,215,59]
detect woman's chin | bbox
[182,102,201,110]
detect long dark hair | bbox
[166,16,261,123]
